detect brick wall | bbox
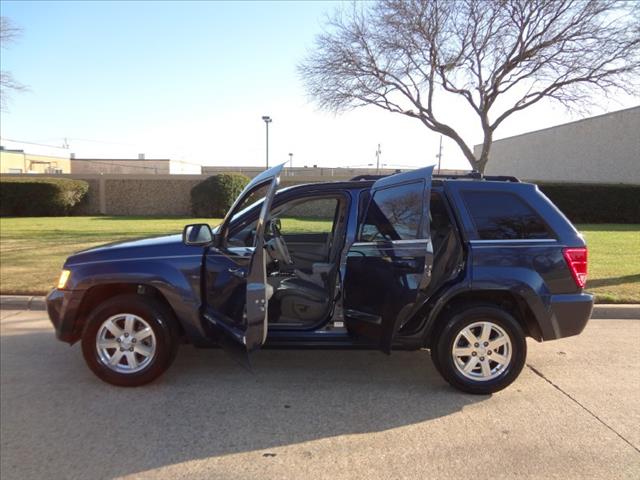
[1,173,356,216]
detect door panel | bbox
[344,166,434,353]
[282,233,330,269]
[204,163,284,354]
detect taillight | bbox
[563,247,588,289]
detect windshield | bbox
[229,184,298,223]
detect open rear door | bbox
[343,165,434,353]
[206,163,284,357]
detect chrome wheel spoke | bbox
[134,343,152,358]
[479,323,492,343]
[491,352,509,366]
[460,327,478,346]
[109,350,124,366]
[463,357,478,373]
[104,319,123,337]
[480,359,491,377]
[489,336,508,351]
[134,327,152,341]
[97,339,119,350]
[125,351,139,369]
[124,315,136,334]
[454,347,474,357]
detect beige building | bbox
[0,148,71,174]
[202,165,467,180]
[475,106,640,184]
[70,157,172,174]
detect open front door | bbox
[205,163,284,357]
[343,166,434,353]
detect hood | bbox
[66,233,202,266]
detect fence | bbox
[1,173,361,216]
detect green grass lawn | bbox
[577,224,640,303]
[0,217,638,303]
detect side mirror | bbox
[182,223,214,246]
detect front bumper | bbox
[46,289,84,343]
[544,292,594,340]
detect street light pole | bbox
[261,115,272,169]
[288,152,293,172]
[436,135,443,174]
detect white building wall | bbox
[475,106,640,184]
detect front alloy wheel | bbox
[82,294,179,387]
[96,313,157,374]
[432,304,526,394]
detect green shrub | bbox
[190,173,250,217]
[538,183,640,223]
[0,177,89,216]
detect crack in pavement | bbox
[0,311,23,322]
[527,363,640,455]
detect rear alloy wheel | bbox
[451,321,512,382]
[432,305,526,394]
[82,294,179,387]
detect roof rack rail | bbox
[433,172,520,182]
[349,174,388,181]
[349,172,520,182]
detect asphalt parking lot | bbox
[1,309,638,480]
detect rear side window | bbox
[359,181,424,241]
[462,190,553,240]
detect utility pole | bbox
[436,135,443,174]
[261,115,272,169]
[375,143,381,174]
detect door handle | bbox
[228,267,246,279]
[392,259,418,270]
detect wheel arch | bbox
[74,283,185,342]
[423,289,544,347]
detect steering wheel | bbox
[269,219,294,265]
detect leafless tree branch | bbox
[299,0,640,172]
[1,16,27,111]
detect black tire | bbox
[81,294,179,387]
[432,304,527,395]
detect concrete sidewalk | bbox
[1,294,638,319]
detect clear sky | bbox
[1,0,637,171]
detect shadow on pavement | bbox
[0,319,486,479]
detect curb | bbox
[0,295,638,319]
[0,295,46,311]
[591,304,640,320]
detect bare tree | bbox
[299,0,640,173]
[1,16,27,110]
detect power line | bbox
[1,137,69,150]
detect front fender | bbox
[65,256,208,344]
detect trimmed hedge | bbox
[538,183,640,224]
[0,177,89,216]
[191,173,250,217]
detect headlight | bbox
[57,270,71,289]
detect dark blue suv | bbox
[46,164,593,394]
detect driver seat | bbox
[272,276,330,324]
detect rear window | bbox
[359,181,425,241]
[461,190,553,240]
